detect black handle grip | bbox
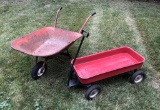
[91,12,96,16]
[82,30,89,38]
[60,7,62,10]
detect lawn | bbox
[0,0,160,109]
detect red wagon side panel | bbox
[73,46,145,84]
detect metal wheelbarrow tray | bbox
[11,27,82,57]
[11,7,96,80]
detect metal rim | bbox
[37,67,45,76]
[89,89,99,99]
[134,75,143,83]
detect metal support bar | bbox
[61,49,71,59]
[67,49,71,59]
[67,30,88,87]
[35,57,38,64]
[40,58,47,73]
[42,59,47,68]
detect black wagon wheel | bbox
[31,61,47,80]
[85,85,101,100]
[129,70,146,84]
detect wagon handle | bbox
[82,30,89,38]
[79,12,96,33]
[54,7,63,27]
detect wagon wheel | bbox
[31,61,47,80]
[85,85,101,100]
[129,70,146,84]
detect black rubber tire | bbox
[31,61,47,80]
[85,85,101,100]
[129,70,146,84]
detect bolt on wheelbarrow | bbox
[11,7,96,80]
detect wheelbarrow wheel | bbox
[129,70,146,84]
[85,85,101,100]
[31,61,47,80]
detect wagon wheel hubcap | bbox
[37,67,45,76]
[134,75,143,83]
[89,89,99,98]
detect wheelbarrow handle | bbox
[91,12,96,16]
[54,7,63,27]
[60,7,63,10]
[79,12,96,33]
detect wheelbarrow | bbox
[11,7,96,79]
[67,46,146,100]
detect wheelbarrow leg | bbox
[61,49,71,59]
[66,49,71,59]
[42,58,47,69]
[35,57,38,64]
[35,57,47,66]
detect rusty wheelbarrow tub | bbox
[11,27,82,57]
[11,7,96,79]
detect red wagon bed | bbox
[73,46,145,84]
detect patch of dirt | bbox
[125,12,142,44]
[44,4,51,8]
[69,0,80,2]
[12,93,24,107]
[3,0,31,2]
[15,0,31,2]
[89,7,103,50]
[0,68,3,79]
[151,79,160,91]
[9,82,24,107]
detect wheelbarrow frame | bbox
[11,7,96,79]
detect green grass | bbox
[132,2,160,72]
[0,0,160,109]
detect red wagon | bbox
[67,46,146,100]
[11,7,96,79]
